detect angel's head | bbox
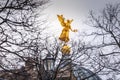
[67,19,73,24]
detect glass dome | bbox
[73,66,102,80]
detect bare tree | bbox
[0,0,103,80]
[0,0,49,80]
[32,37,102,80]
[86,3,120,79]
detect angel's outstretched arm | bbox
[70,26,77,32]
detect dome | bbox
[73,66,102,80]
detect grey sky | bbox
[45,0,119,18]
[43,0,119,39]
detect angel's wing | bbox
[57,15,66,27]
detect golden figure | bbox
[57,14,77,55]
[57,15,77,43]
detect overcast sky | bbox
[43,0,119,40]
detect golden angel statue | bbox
[57,15,77,43]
